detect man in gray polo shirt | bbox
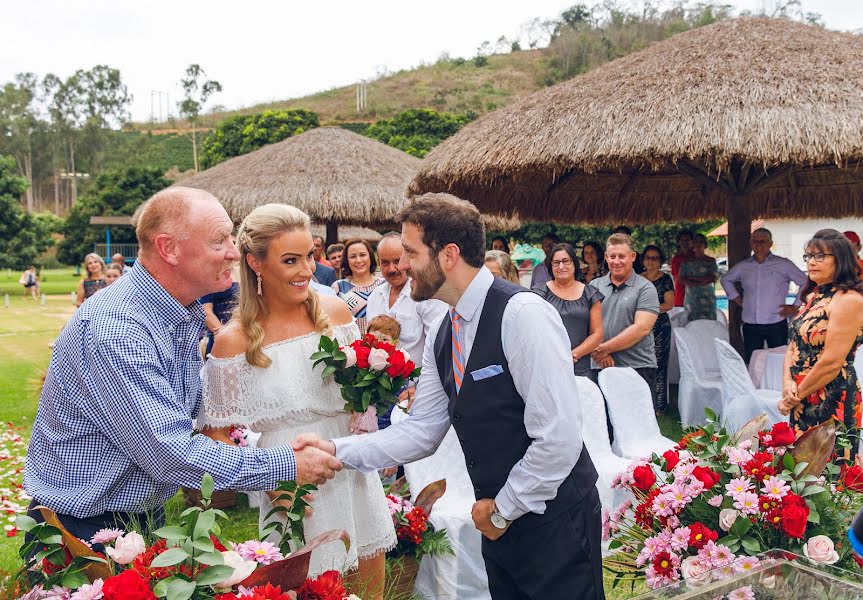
[589,232,660,404]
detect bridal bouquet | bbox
[604,410,862,593]
[311,333,420,432]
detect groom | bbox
[297,193,603,599]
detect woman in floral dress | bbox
[781,229,863,457]
[679,233,718,322]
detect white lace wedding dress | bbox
[200,322,396,576]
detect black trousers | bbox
[743,321,789,364]
[481,487,605,600]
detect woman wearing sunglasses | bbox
[780,229,863,457]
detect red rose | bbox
[354,345,371,369]
[844,465,863,492]
[632,465,656,492]
[386,351,407,378]
[363,333,378,345]
[769,422,796,446]
[401,359,416,378]
[691,466,721,490]
[782,492,806,509]
[245,584,293,600]
[662,450,680,471]
[102,569,157,600]
[375,340,396,355]
[41,545,71,576]
[780,503,809,539]
[687,522,717,549]
[296,570,347,600]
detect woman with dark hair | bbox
[679,233,718,321]
[533,243,604,380]
[642,244,675,413]
[491,236,510,254]
[581,241,607,284]
[332,239,384,335]
[780,229,863,454]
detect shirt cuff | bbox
[495,485,527,521]
[259,446,297,486]
[332,436,363,471]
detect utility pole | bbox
[356,81,368,112]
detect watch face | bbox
[491,513,508,529]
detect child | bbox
[367,315,404,483]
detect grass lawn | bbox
[0,268,81,297]
[0,297,686,597]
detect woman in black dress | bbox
[533,243,604,381]
[642,244,675,414]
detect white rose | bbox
[341,346,357,368]
[105,531,146,565]
[803,535,840,565]
[215,550,258,589]
[719,508,738,532]
[368,347,390,371]
[680,556,711,586]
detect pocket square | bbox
[471,365,504,381]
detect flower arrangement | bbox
[384,480,452,561]
[0,422,29,539]
[604,410,861,593]
[228,426,249,448]
[14,475,358,600]
[311,333,419,425]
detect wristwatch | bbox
[490,503,511,530]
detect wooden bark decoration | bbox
[732,414,770,446]
[238,528,350,589]
[789,418,837,478]
[36,507,112,582]
[414,480,447,516]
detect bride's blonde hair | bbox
[234,203,332,368]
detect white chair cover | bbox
[669,309,690,328]
[714,339,787,433]
[683,319,729,378]
[716,309,728,325]
[674,328,724,427]
[575,376,631,515]
[598,367,676,460]
[667,309,691,384]
[390,407,491,600]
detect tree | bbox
[201,109,319,168]
[364,109,474,158]
[57,166,169,265]
[0,154,55,269]
[178,65,222,172]
[0,73,42,212]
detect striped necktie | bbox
[451,308,465,393]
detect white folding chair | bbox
[714,339,787,433]
[669,309,690,328]
[575,376,631,514]
[716,309,728,325]
[675,328,724,427]
[683,319,729,378]
[598,367,676,460]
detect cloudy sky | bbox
[3,0,862,122]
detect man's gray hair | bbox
[752,228,773,240]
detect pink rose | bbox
[803,535,840,565]
[214,550,258,589]
[341,346,357,368]
[368,347,390,371]
[680,556,711,585]
[719,508,738,532]
[105,531,145,565]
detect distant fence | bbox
[94,243,138,263]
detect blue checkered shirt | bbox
[25,265,296,518]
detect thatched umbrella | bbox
[310,224,382,243]
[175,127,420,244]
[410,17,863,349]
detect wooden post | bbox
[325,221,339,247]
[726,194,751,354]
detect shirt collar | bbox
[610,269,638,289]
[454,267,493,322]
[128,263,203,327]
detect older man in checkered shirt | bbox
[23,188,341,546]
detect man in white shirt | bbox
[295,194,602,600]
[720,228,808,362]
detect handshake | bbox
[290,433,341,486]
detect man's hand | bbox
[472,499,509,540]
[597,355,614,369]
[380,466,398,478]
[591,343,610,362]
[293,436,341,486]
[778,304,798,318]
[292,433,336,456]
[398,385,416,410]
[733,296,744,307]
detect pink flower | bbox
[665,515,680,529]
[734,555,761,572]
[667,483,693,510]
[728,586,755,600]
[680,555,711,585]
[673,461,696,479]
[725,446,754,466]
[70,579,104,600]
[340,346,357,368]
[733,491,759,515]
[670,527,690,552]
[104,531,145,565]
[803,535,840,565]
[42,587,71,600]
[707,495,723,507]
[234,540,283,565]
[601,510,611,541]
[719,508,738,532]
[90,528,123,545]
[651,492,676,517]
[725,477,754,498]
[368,348,390,371]
[760,475,790,500]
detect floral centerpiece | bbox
[604,410,863,594]
[312,333,419,432]
[13,475,359,600]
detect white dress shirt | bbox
[365,278,448,362]
[720,253,808,324]
[335,267,586,521]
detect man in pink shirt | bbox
[671,230,694,307]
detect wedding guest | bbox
[20,266,39,299]
[312,234,332,267]
[612,226,644,274]
[581,241,606,284]
[490,236,510,253]
[367,314,403,432]
[843,231,863,273]
[485,250,521,285]
[642,245,675,414]
[201,262,240,356]
[313,260,337,288]
[111,253,126,274]
[333,239,384,335]
[780,229,863,457]
[326,243,345,279]
[104,264,123,285]
[529,232,560,288]
[679,233,718,322]
[671,230,694,307]
[75,253,107,307]
[533,243,603,382]
[720,228,808,362]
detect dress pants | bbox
[743,321,789,364]
[480,488,605,600]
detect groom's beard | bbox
[410,259,445,302]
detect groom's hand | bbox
[294,443,342,486]
[472,499,509,541]
[292,433,336,456]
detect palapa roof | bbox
[176,127,420,225]
[410,17,863,224]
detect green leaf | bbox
[319,335,334,352]
[741,537,761,554]
[195,564,235,586]
[193,510,216,540]
[150,547,191,568]
[15,515,37,532]
[37,526,62,545]
[794,462,810,477]
[180,506,202,518]
[783,452,795,472]
[193,550,224,565]
[166,577,197,600]
[321,364,337,378]
[333,350,346,361]
[154,525,189,540]
[730,516,752,538]
[192,537,215,553]
[808,509,821,524]
[61,569,89,588]
[310,351,330,360]
[201,473,215,501]
[704,407,717,422]
[379,377,392,391]
[153,577,171,597]
[801,485,826,497]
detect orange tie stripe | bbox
[451,309,465,392]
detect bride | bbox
[199,204,395,598]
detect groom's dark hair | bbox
[397,193,486,268]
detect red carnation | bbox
[662,449,680,471]
[386,350,407,378]
[844,464,863,492]
[131,539,195,581]
[758,495,780,513]
[691,466,721,490]
[687,522,717,549]
[246,583,294,600]
[742,459,775,481]
[102,569,157,600]
[634,488,661,529]
[296,570,347,600]
[652,551,676,577]
[354,345,371,369]
[752,451,774,465]
[632,465,656,492]
[769,422,796,447]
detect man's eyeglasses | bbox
[551,258,573,268]
[802,252,834,263]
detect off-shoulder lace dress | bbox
[200,322,396,575]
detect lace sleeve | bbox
[332,321,360,346]
[199,357,258,429]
